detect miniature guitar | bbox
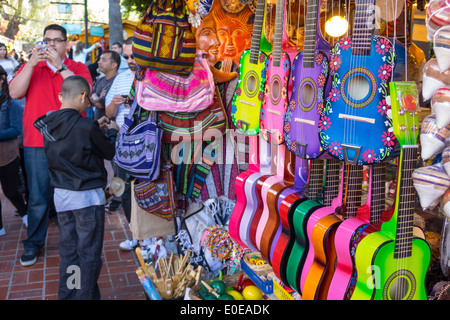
[301,163,363,300]
[231,0,269,135]
[229,135,260,248]
[351,81,430,300]
[284,0,330,160]
[239,135,274,251]
[319,0,396,165]
[283,158,341,293]
[271,159,325,286]
[327,162,388,300]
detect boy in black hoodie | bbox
[34,75,119,300]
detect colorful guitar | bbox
[301,163,363,300]
[239,135,275,251]
[229,135,260,248]
[283,158,341,293]
[327,162,388,300]
[231,0,268,135]
[351,81,430,300]
[271,159,326,287]
[284,0,330,160]
[319,0,396,165]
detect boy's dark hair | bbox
[44,24,67,40]
[60,75,91,100]
[112,42,122,49]
[124,37,133,45]
[102,50,121,71]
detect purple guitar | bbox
[283,0,330,160]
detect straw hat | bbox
[110,177,125,197]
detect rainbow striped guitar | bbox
[231,0,268,135]
[351,82,430,300]
[319,0,396,165]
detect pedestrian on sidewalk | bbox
[0,65,28,236]
[9,24,93,267]
[34,75,119,300]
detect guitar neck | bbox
[394,145,418,259]
[352,0,376,56]
[272,0,285,67]
[303,0,320,68]
[323,159,341,206]
[307,159,326,200]
[340,164,363,219]
[250,0,267,64]
[369,162,387,224]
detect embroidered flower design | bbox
[329,55,342,71]
[375,38,391,55]
[377,98,389,116]
[258,91,264,101]
[329,88,341,102]
[378,64,392,81]
[236,88,241,96]
[316,102,324,114]
[236,120,242,129]
[283,59,290,72]
[329,141,342,156]
[362,149,376,164]
[231,104,237,114]
[317,73,326,87]
[282,87,287,100]
[265,59,271,71]
[260,108,266,120]
[290,142,297,153]
[260,53,265,63]
[315,53,324,66]
[339,37,352,50]
[382,131,396,147]
[319,115,331,131]
[289,99,297,111]
[284,122,291,133]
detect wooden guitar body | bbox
[319,34,396,165]
[231,49,267,135]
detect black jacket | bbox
[34,108,117,191]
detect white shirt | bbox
[72,43,98,64]
[105,68,135,128]
[0,58,19,83]
[54,187,106,212]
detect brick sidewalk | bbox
[0,166,147,300]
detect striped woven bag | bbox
[132,0,196,75]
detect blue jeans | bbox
[22,147,52,252]
[57,205,105,300]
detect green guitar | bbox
[351,82,430,300]
[231,0,269,135]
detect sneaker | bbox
[108,199,122,211]
[119,239,138,250]
[0,228,5,236]
[20,249,38,267]
[22,214,28,228]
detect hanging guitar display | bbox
[284,0,330,160]
[351,82,430,300]
[231,0,269,135]
[301,163,363,300]
[327,162,388,300]
[319,0,396,165]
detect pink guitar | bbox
[327,163,387,300]
[229,135,260,248]
[299,161,345,292]
[238,135,274,251]
[254,0,291,259]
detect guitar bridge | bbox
[294,140,308,159]
[341,144,361,165]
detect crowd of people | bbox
[0,24,139,300]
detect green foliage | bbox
[121,0,152,16]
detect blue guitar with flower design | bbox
[319,0,396,165]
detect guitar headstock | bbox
[389,81,420,147]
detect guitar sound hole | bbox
[389,277,410,300]
[301,83,314,106]
[347,75,370,102]
[272,80,280,101]
[247,74,257,93]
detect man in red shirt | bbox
[10,24,93,267]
